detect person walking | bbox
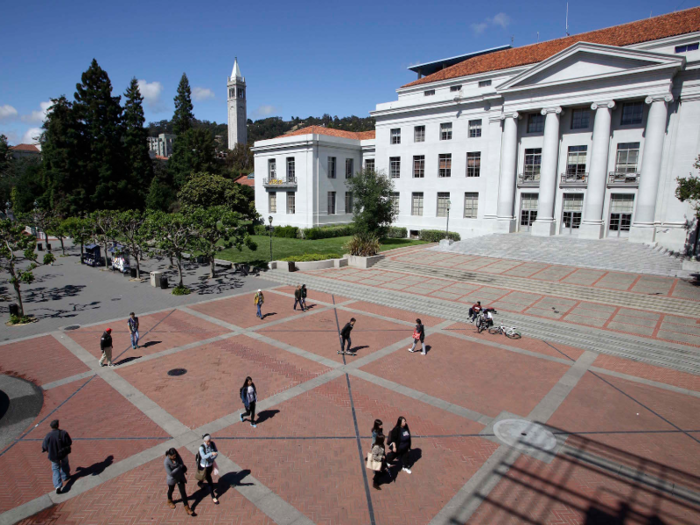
[254,289,264,319]
[339,318,356,354]
[370,419,392,484]
[164,448,193,515]
[239,376,258,428]
[41,420,72,494]
[388,416,413,474]
[99,328,114,367]
[293,285,305,311]
[128,312,140,349]
[300,284,308,311]
[408,318,426,355]
[369,434,389,490]
[196,434,219,504]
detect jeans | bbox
[51,458,70,489]
[167,482,188,504]
[256,303,262,318]
[294,298,304,310]
[200,466,217,498]
[300,298,307,310]
[342,337,352,352]
[243,401,256,422]
[130,331,139,348]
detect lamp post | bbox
[445,199,451,240]
[268,215,273,263]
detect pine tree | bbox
[168,128,218,188]
[123,78,153,208]
[172,73,194,136]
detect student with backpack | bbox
[239,376,258,428]
[254,289,264,319]
[164,448,193,515]
[408,318,426,355]
[195,434,219,504]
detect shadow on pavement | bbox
[62,455,114,493]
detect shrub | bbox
[281,253,340,262]
[253,224,268,236]
[385,226,407,239]
[345,233,380,256]
[172,285,191,295]
[301,224,355,240]
[8,314,34,325]
[419,229,461,242]
[273,225,299,238]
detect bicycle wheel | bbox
[505,329,521,339]
[476,321,484,333]
[488,327,500,335]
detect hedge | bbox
[281,253,341,262]
[253,224,299,238]
[419,229,461,242]
[385,226,407,238]
[301,224,356,240]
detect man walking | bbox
[254,289,264,319]
[339,318,356,354]
[300,284,308,311]
[99,328,114,367]
[293,285,305,311]
[42,420,72,494]
[127,312,139,349]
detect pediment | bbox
[498,42,684,92]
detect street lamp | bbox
[268,215,273,263]
[445,200,451,240]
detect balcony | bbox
[559,172,588,187]
[517,173,540,187]
[263,176,297,190]
[607,172,639,187]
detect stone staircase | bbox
[261,270,700,376]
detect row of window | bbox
[407,192,479,218]
[268,157,358,180]
[522,142,640,179]
[387,153,481,178]
[268,191,353,216]
[390,121,482,144]
[424,80,491,97]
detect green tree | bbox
[112,209,148,278]
[178,171,256,219]
[0,134,10,175]
[172,73,194,136]
[168,128,218,188]
[90,210,117,267]
[189,206,256,278]
[61,216,92,261]
[226,143,253,177]
[146,176,176,212]
[144,211,196,288]
[676,155,700,255]
[123,78,153,208]
[45,215,68,256]
[21,206,54,253]
[0,219,55,318]
[346,168,396,237]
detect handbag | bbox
[195,468,206,481]
[412,329,420,340]
[366,452,383,472]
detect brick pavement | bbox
[0,336,90,386]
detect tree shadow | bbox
[24,285,86,304]
[62,455,114,493]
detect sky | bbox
[1,0,697,145]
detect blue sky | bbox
[1,0,697,145]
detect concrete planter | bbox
[345,254,384,269]
[439,239,455,248]
[293,259,335,271]
[682,258,700,272]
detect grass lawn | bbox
[217,236,426,267]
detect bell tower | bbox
[227,57,247,148]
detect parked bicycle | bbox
[488,324,522,339]
[475,308,497,333]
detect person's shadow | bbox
[62,455,114,493]
[385,448,422,484]
[255,410,279,425]
[261,312,277,320]
[189,469,254,512]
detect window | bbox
[466,152,481,177]
[527,113,545,133]
[424,89,435,96]
[391,192,400,215]
[440,122,452,140]
[478,80,492,88]
[566,146,587,177]
[524,148,542,179]
[621,102,644,125]
[328,156,336,178]
[390,157,401,178]
[468,119,482,138]
[413,155,425,178]
[269,192,277,213]
[327,191,336,215]
[268,159,276,179]
[570,109,590,130]
[286,157,295,180]
[390,128,401,144]
[411,193,424,216]
[464,192,479,218]
[228,88,235,98]
[237,88,245,99]
[450,85,462,92]
[365,159,375,171]
[345,158,354,179]
[437,192,451,217]
[675,43,699,53]
[615,142,640,173]
[286,192,295,214]
[345,192,353,214]
[414,125,425,142]
[439,154,452,177]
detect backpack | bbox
[195,449,203,471]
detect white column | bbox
[579,101,615,239]
[495,112,519,233]
[629,94,672,244]
[532,107,562,236]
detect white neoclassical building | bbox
[252,7,700,251]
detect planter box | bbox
[268,261,277,270]
[294,259,336,271]
[682,259,700,272]
[334,258,348,268]
[345,254,384,269]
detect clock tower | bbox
[227,58,247,148]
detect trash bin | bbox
[37,243,43,251]
[160,275,169,289]
[9,303,20,317]
[150,271,162,287]
[288,261,295,272]
[46,243,52,251]
[130,268,137,278]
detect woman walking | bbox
[408,319,426,355]
[196,434,219,504]
[388,416,413,474]
[369,434,389,490]
[240,376,258,428]
[371,419,383,446]
[164,448,193,515]
[369,420,392,486]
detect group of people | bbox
[97,312,140,367]
[367,417,413,490]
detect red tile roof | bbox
[10,144,40,152]
[277,125,375,141]
[403,6,700,88]
[235,175,255,187]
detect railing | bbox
[517,173,540,187]
[560,172,588,187]
[607,172,640,187]
[263,176,297,189]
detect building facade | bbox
[227,58,247,148]
[147,133,176,158]
[253,8,700,251]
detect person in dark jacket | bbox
[300,284,308,310]
[41,420,72,494]
[239,376,258,427]
[128,312,140,349]
[293,285,305,311]
[387,416,413,474]
[99,328,114,367]
[340,318,356,353]
[164,448,193,515]
[408,319,426,355]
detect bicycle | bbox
[474,308,497,333]
[488,324,522,339]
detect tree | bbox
[168,128,218,188]
[0,134,10,176]
[22,206,54,253]
[178,172,256,219]
[112,210,148,278]
[146,175,176,212]
[144,211,196,289]
[346,168,397,238]
[123,78,153,208]
[172,73,194,136]
[226,143,253,177]
[189,206,256,278]
[61,216,92,260]
[0,219,54,319]
[90,210,117,267]
[676,155,700,255]
[45,215,68,256]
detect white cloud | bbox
[0,105,18,121]
[22,101,53,123]
[470,22,488,35]
[137,80,165,111]
[192,87,215,101]
[21,127,43,146]
[254,105,277,118]
[470,12,511,35]
[491,12,511,29]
